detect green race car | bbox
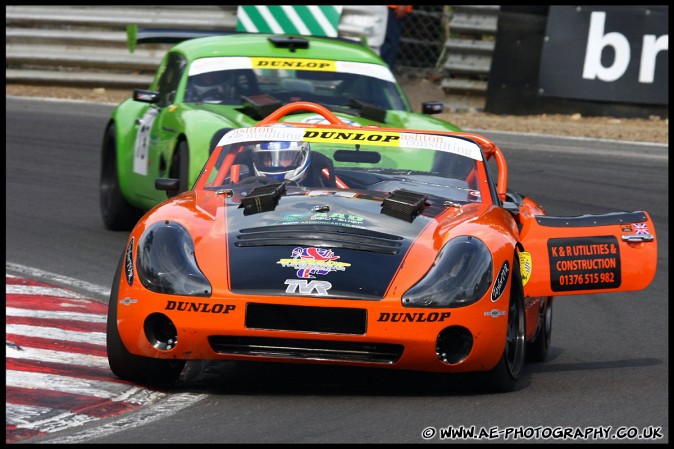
[100,30,461,231]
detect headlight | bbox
[402,236,492,308]
[136,221,212,297]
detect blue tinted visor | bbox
[253,142,305,173]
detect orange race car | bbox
[106,102,658,393]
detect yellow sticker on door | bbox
[519,251,532,287]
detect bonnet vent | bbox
[381,190,428,222]
[239,182,286,215]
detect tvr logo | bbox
[284,279,332,295]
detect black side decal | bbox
[548,236,621,292]
[125,237,134,286]
[491,261,510,302]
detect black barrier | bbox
[540,6,667,106]
[486,6,668,118]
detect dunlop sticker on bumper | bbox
[548,236,621,292]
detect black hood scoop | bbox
[239,182,286,215]
[381,189,429,222]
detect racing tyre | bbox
[526,297,553,362]
[168,140,190,197]
[482,253,527,393]
[106,253,186,387]
[99,124,144,231]
[210,128,233,155]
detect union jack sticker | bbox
[634,223,649,235]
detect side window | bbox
[156,52,187,107]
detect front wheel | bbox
[99,124,144,231]
[106,252,186,387]
[168,140,190,197]
[481,254,527,393]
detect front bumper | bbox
[114,288,510,374]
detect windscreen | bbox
[183,56,407,110]
[201,127,485,204]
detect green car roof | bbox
[170,33,384,64]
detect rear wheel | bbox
[526,297,553,362]
[106,253,186,387]
[99,124,144,231]
[482,254,527,393]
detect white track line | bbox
[6,324,106,345]
[6,371,149,401]
[6,344,109,369]
[7,306,106,322]
[5,262,207,443]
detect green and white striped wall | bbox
[236,5,344,37]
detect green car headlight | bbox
[402,236,492,308]
[136,221,212,297]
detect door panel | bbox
[519,211,657,297]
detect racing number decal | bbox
[133,108,158,175]
[548,236,621,292]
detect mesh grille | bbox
[208,335,403,364]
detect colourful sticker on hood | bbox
[277,247,351,279]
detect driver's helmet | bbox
[193,70,222,87]
[252,140,311,182]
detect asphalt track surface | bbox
[6,97,669,444]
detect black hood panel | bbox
[225,190,446,299]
